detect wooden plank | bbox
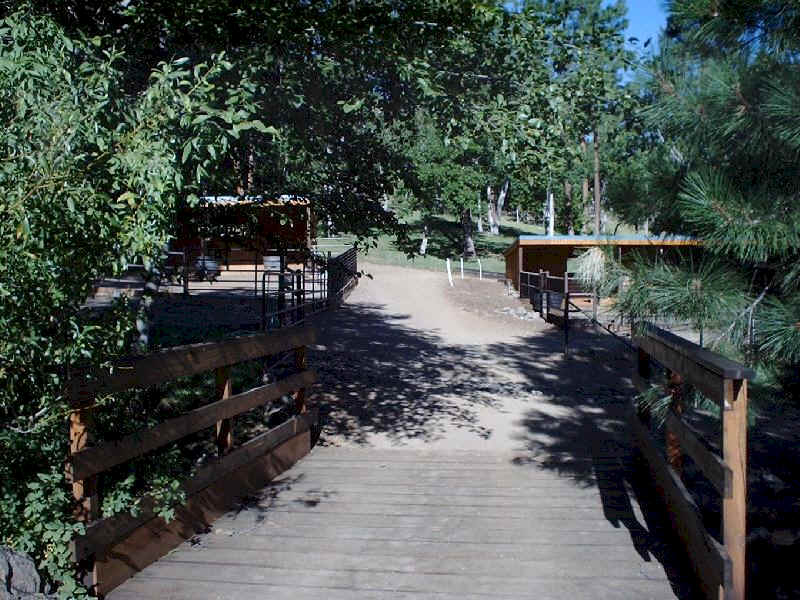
[665,371,684,474]
[640,324,755,381]
[636,334,726,405]
[72,370,316,482]
[215,367,233,456]
[67,326,316,399]
[664,410,731,497]
[722,379,747,600]
[74,409,317,563]
[69,403,99,591]
[94,430,312,596]
[629,411,730,600]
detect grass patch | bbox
[319,212,545,274]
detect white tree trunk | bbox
[487,179,509,235]
[547,189,555,236]
[461,209,476,257]
[476,193,483,233]
[419,223,428,255]
[486,185,495,234]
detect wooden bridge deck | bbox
[110,446,686,600]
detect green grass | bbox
[318,213,545,274]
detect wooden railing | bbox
[327,246,358,306]
[67,326,317,595]
[520,270,592,355]
[631,324,753,600]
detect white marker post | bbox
[477,259,482,280]
[446,258,454,287]
[460,258,464,279]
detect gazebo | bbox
[504,234,700,291]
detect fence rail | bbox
[631,323,753,600]
[67,326,318,595]
[519,269,593,355]
[260,247,359,330]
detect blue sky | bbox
[622,0,667,51]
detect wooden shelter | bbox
[504,234,700,290]
[172,195,314,266]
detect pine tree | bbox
[618,1,800,397]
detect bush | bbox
[0,9,264,595]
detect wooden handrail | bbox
[641,323,755,380]
[67,326,316,400]
[66,326,317,594]
[632,323,748,600]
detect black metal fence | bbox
[260,247,359,331]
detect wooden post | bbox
[182,249,189,296]
[294,346,307,414]
[544,271,550,321]
[637,347,652,426]
[665,370,684,474]
[723,378,747,600]
[215,367,233,456]
[69,388,99,590]
[563,273,570,357]
[538,269,544,316]
[517,244,523,293]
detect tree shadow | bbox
[489,327,702,599]
[307,302,511,445]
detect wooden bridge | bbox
[67,318,751,600]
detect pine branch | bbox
[708,286,770,348]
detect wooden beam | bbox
[215,367,233,456]
[629,411,730,600]
[73,409,317,563]
[664,410,732,497]
[722,379,747,600]
[639,325,754,380]
[93,429,312,595]
[665,371,684,474]
[71,370,316,482]
[636,333,727,405]
[67,326,316,400]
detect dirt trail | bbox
[310,262,636,457]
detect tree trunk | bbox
[494,178,509,234]
[564,181,574,235]
[476,193,483,233]
[419,222,428,255]
[547,188,555,236]
[486,185,496,234]
[461,209,476,258]
[581,140,590,233]
[593,129,601,236]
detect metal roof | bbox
[504,234,700,255]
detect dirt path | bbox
[310,262,640,457]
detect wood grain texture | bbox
[71,370,316,482]
[94,430,312,596]
[636,334,726,405]
[73,409,317,563]
[629,411,730,600]
[637,325,754,381]
[67,326,316,400]
[664,410,731,497]
[722,379,747,600]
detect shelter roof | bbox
[504,234,699,255]
[197,195,311,207]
